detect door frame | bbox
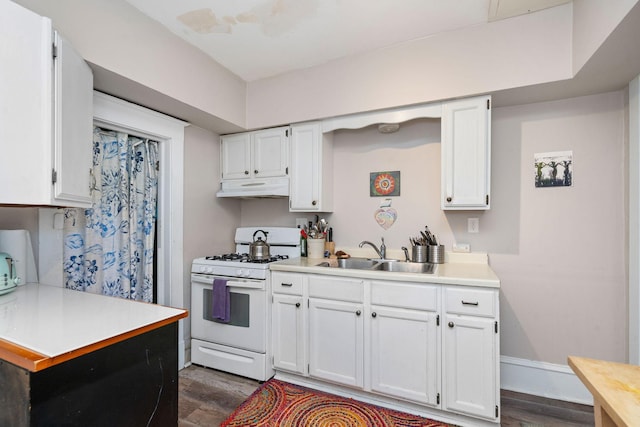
[93,91,188,367]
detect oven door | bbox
[191,273,267,353]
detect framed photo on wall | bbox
[534,151,573,187]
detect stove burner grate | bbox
[205,254,289,263]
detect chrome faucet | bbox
[359,237,386,259]
[401,246,410,262]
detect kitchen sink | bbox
[318,258,379,270]
[316,258,434,274]
[373,261,435,274]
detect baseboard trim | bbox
[500,356,593,405]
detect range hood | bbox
[216,177,289,198]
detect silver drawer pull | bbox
[461,300,479,306]
[280,282,293,287]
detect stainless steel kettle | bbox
[0,252,20,295]
[249,230,270,260]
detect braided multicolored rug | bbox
[221,378,455,426]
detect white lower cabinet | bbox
[271,272,306,374]
[309,298,364,387]
[370,305,439,406]
[443,286,500,421]
[369,279,440,406]
[443,314,497,419]
[270,271,500,425]
[272,294,305,374]
[308,274,364,388]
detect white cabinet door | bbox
[0,1,52,205]
[252,127,289,178]
[0,2,92,207]
[221,133,251,180]
[53,33,93,206]
[441,96,491,210]
[289,122,333,212]
[443,314,497,420]
[272,294,305,374]
[309,298,364,388]
[370,306,440,406]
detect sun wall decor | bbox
[370,171,400,197]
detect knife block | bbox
[324,241,335,256]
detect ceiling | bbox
[123,0,572,82]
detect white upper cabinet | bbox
[252,127,290,178]
[441,95,491,210]
[53,33,94,206]
[218,126,289,197]
[0,1,93,207]
[220,127,289,180]
[289,122,333,212]
[220,133,251,180]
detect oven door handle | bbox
[191,274,264,290]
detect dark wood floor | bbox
[178,364,595,426]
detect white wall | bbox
[239,91,628,366]
[490,92,626,364]
[246,5,573,129]
[0,207,39,264]
[182,125,241,353]
[183,125,241,260]
[573,0,639,72]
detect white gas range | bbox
[190,227,300,381]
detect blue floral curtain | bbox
[63,127,159,302]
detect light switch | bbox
[468,218,479,233]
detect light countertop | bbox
[270,254,500,288]
[568,356,639,426]
[0,283,187,371]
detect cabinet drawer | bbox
[445,287,496,317]
[308,276,363,303]
[371,281,438,311]
[272,272,304,295]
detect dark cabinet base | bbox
[0,323,178,427]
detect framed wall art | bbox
[370,171,400,197]
[534,151,573,187]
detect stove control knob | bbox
[198,266,206,273]
[236,269,247,277]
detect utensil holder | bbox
[308,238,326,258]
[428,245,445,264]
[411,245,428,263]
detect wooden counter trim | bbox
[0,310,187,372]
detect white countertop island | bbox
[0,283,188,426]
[0,283,187,372]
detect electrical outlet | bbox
[295,218,308,229]
[468,218,479,233]
[453,243,471,253]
